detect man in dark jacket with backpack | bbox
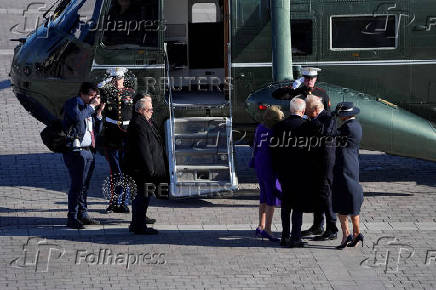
[62,82,104,229]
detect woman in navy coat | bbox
[251,106,284,242]
[332,102,364,249]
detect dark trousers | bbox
[104,147,129,206]
[131,177,151,229]
[281,199,292,239]
[313,182,338,232]
[291,210,303,242]
[63,150,95,220]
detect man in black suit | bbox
[125,96,168,234]
[272,97,312,248]
[302,95,338,240]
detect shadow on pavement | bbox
[0,227,290,248]
[0,215,128,228]
[363,192,413,197]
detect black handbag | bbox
[40,119,68,153]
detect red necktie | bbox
[91,130,95,148]
[90,118,95,148]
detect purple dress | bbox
[251,124,281,207]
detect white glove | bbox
[292,77,304,89]
[97,77,113,88]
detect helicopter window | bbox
[192,3,217,23]
[291,19,313,56]
[102,0,159,47]
[55,0,103,44]
[72,0,102,43]
[331,15,397,50]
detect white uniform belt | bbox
[105,117,130,126]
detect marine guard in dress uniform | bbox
[273,67,331,111]
[99,67,135,213]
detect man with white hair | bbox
[125,97,168,234]
[302,95,339,241]
[272,97,311,248]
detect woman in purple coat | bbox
[251,106,284,242]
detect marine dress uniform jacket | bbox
[332,118,364,215]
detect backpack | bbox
[40,119,68,153]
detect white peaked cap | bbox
[301,67,321,77]
[106,67,128,78]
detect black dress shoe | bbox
[66,219,84,229]
[313,230,338,241]
[301,226,324,237]
[280,237,291,247]
[145,216,156,224]
[111,205,130,213]
[119,205,130,213]
[106,204,116,213]
[79,217,100,225]
[287,240,308,248]
[134,227,159,235]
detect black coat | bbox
[332,119,364,215]
[125,114,168,186]
[272,115,320,212]
[310,110,337,212]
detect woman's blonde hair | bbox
[263,105,284,129]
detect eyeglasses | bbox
[144,108,153,112]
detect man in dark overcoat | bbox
[302,95,339,240]
[272,97,316,248]
[125,96,168,234]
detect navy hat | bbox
[335,102,360,117]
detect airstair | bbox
[165,80,238,198]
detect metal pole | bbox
[271,0,293,82]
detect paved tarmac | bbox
[1,3,436,289]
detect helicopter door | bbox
[163,0,237,198]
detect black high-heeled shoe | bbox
[347,233,364,247]
[335,235,353,250]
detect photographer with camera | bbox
[62,82,105,229]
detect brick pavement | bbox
[1,52,436,289]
